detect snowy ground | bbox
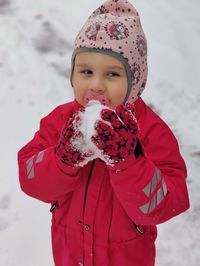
[0,0,200,265]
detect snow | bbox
[0,0,200,265]
[72,100,113,167]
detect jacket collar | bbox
[134,97,144,121]
[73,99,84,112]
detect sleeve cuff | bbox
[107,139,143,172]
[54,152,80,176]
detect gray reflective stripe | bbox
[157,186,164,205]
[156,168,162,183]
[139,202,149,214]
[143,183,151,197]
[143,167,162,197]
[151,173,157,193]
[149,193,157,213]
[28,167,35,179]
[162,179,168,196]
[36,150,45,163]
[140,193,159,214]
[26,157,35,179]
[140,175,168,215]
[26,157,33,175]
[26,150,46,180]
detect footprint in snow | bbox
[0,0,11,14]
[0,195,17,231]
[33,21,72,55]
[0,195,11,210]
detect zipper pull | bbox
[133,222,144,234]
[50,202,58,212]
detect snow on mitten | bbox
[55,111,92,168]
[72,100,109,165]
[92,103,139,166]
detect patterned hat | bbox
[71,0,148,103]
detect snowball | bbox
[72,100,113,167]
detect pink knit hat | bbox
[71,0,148,103]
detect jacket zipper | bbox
[82,160,95,265]
[50,161,143,237]
[50,160,95,215]
[82,159,143,236]
[83,160,95,215]
[133,222,144,234]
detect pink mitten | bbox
[92,103,140,166]
[55,111,91,168]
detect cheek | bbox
[72,82,87,106]
[109,89,126,109]
[72,74,82,96]
[113,83,127,104]
[72,78,83,95]
[73,87,83,99]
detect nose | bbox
[88,76,106,94]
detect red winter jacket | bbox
[18,98,189,266]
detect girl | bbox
[18,1,189,265]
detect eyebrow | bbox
[76,64,90,68]
[76,64,124,70]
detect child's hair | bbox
[70,0,148,104]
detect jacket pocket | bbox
[133,222,144,235]
[50,201,58,212]
[108,217,147,245]
[51,193,73,226]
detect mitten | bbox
[55,111,92,168]
[92,103,140,166]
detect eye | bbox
[80,69,93,75]
[107,72,120,77]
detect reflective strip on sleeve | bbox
[143,168,162,197]
[25,150,46,180]
[26,157,35,179]
[149,193,157,213]
[140,169,168,214]
[26,157,33,174]
[156,168,162,183]
[28,167,35,179]
[156,186,164,205]
[36,150,45,163]
[143,182,151,197]
[162,179,168,196]
[139,202,150,214]
[151,173,157,194]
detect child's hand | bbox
[92,103,139,166]
[55,111,92,168]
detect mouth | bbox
[84,94,109,106]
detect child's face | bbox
[72,52,128,109]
